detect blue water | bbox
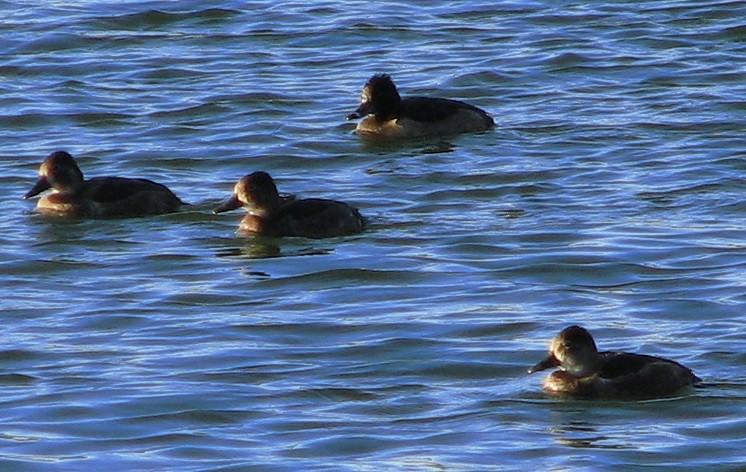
[1,1,745,470]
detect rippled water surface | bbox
[1,1,745,470]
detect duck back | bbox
[595,351,701,399]
[241,198,365,239]
[401,97,493,126]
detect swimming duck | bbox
[347,73,494,139]
[214,171,366,239]
[528,325,701,399]
[23,151,185,218]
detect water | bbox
[1,0,744,470]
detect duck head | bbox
[347,74,402,121]
[24,151,85,199]
[528,325,600,378]
[214,171,282,218]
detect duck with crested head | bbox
[214,171,366,239]
[23,151,185,218]
[347,74,494,139]
[528,325,701,400]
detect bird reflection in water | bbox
[549,420,635,450]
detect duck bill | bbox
[213,195,242,214]
[347,101,372,120]
[24,176,51,199]
[527,353,560,374]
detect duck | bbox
[214,171,366,239]
[347,73,494,139]
[23,151,185,218]
[527,325,701,399]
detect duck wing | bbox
[597,351,700,398]
[597,352,665,379]
[82,177,179,203]
[400,97,491,123]
[276,198,365,238]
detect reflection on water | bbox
[215,240,335,261]
[215,241,283,260]
[550,420,635,450]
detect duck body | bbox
[348,74,494,139]
[24,151,184,218]
[528,326,700,400]
[238,198,365,238]
[214,171,365,239]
